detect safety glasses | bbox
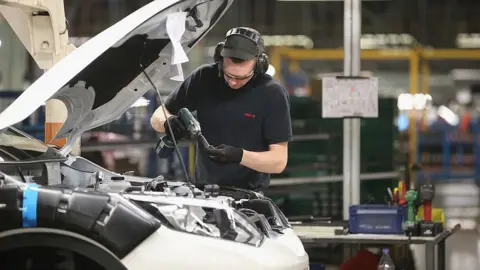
[223,68,254,80]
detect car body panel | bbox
[122,226,309,270]
[0,128,310,270]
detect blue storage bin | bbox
[349,204,407,234]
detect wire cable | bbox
[139,40,196,197]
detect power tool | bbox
[419,181,443,236]
[178,108,211,149]
[402,189,419,236]
[155,135,176,159]
[178,108,201,137]
[156,108,211,159]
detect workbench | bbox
[293,224,461,270]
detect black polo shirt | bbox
[164,63,292,190]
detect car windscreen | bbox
[0,127,66,163]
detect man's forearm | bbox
[151,117,166,132]
[240,150,287,174]
[150,105,172,132]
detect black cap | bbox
[220,28,264,60]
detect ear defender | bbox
[255,53,269,75]
[214,42,225,77]
[214,42,224,64]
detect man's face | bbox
[222,57,256,89]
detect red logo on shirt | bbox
[244,113,256,118]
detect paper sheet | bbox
[166,11,189,81]
[322,77,379,118]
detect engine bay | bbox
[0,127,293,249]
[122,178,292,245]
[0,157,293,251]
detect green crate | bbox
[279,96,398,202]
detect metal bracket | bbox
[0,0,76,69]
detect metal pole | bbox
[343,125,352,220]
[343,0,362,220]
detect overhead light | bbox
[457,89,472,105]
[0,39,2,48]
[262,35,314,49]
[451,69,480,81]
[397,93,432,111]
[437,105,459,126]
[456,33,480,48]
[361,33,415,49]
[396,114,409,131]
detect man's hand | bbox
[164,115,189,141]
[206,144,243,164]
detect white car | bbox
[0,0,309,270]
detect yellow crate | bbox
[416,206,445,226]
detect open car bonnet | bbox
[0,0,233,155]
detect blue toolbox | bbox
[349,204,407,234]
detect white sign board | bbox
[322,77,379,118]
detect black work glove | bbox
[205,144,243,164]
[164,115,188,141]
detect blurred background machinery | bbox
[2,0,480,269]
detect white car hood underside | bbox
[0,0,233,154]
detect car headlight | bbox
[154,203,264,247]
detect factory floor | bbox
[411,180,480,270]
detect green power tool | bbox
[402,189,419,236]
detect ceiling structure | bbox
[63,0,480,48]
[1,0,479,100]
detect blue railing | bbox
[417,122,480,181]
